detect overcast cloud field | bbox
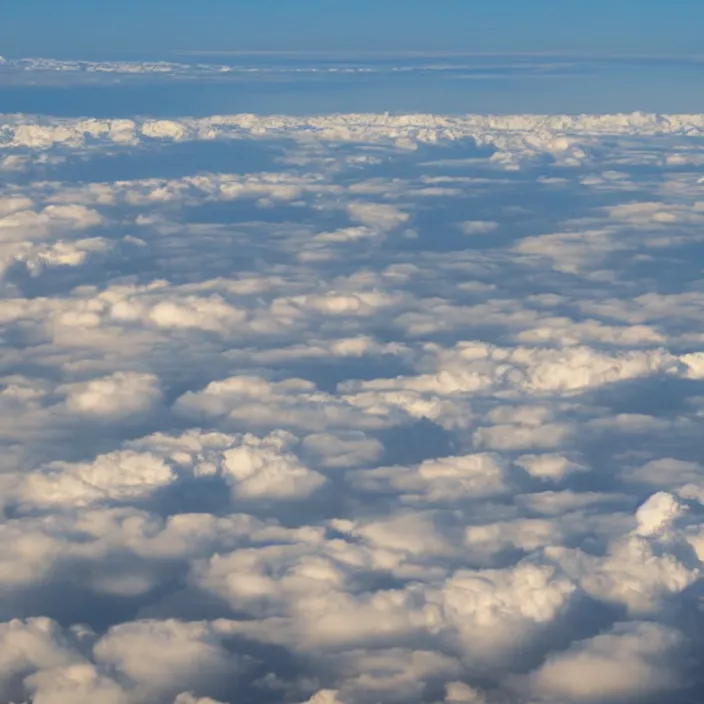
[2,54,704,704]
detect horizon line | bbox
[2,50,704,63]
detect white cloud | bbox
[4,112,704,165]
[19,450,176,509]
[15,237,112,276]
[0,617,244,704]
[515,453,590,482]
[344,342,682,399]
[26,664,130,704]
[0,618,83,701]
[548,493,701,615]
[176,375,404,433]
[429,561,577,667]
[301,431,383,469]
[93,619,243,700]
[2,103,704,703]
[346,202,410,231]
[221,431,327,500]
[61,372,162,418]
[351,453,511,503]
[528,622,684,703]
[444,681,486,703]
[464,518,563,559]
[174,695,228,704]
[459,221,498,235]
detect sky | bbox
[2,0,704,57]
[2,3,704,704]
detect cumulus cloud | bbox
[176,375,404,433]
[350,453,511,503]
[528,622,684,703]
[429,561,578,669]
[459,221,498,235]
[346,202,410,231]
[548,493,701,616]
[0,617,245,704]
[220,431,327,500]
[3,111,703,164]
[18,450,176,509]
[61,372,162,418]
[92,619,244,700]
[515,453,590,483]
[2,101,704,704]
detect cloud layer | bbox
[0,105,704,703]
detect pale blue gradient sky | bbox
[2,0,704,58]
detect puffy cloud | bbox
[0,201,105,280]
[0,618,84,701]
[350,453,511,504]
[0,617,243,704]
[14,237,112,276]
[3,112,704,162]
[0,204,102,238]
[334,512,457,564]
[93,619,243,700]
[346,202,410,231]
[10,426,329,509]
[548,493,701,615]
[634,491,687,537]
[27,664,130,704]
[459,221,498,236]
[2,103,704,704]
[221,431,327,500]
[464,518,563,560]
[300,431,383,469]
[61,372,162,418]
[173,695,227,704]
[528,622,684,703]
[342,343,684,418]
[515,454,590,483]
[444,681,486,703]
[315,226,377,243]
[176,375,404,432]
[18,450,176,509]
[302,691,345,704]
[325,648,462,703]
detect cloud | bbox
[14,238,112,276]
[3,112,704,166]
[0,617,246,704]
[430,561,578,669]
[61,372,162,419]
[459,221,498,236]
[26,664,130,704]
[92,619,244,700]
[18,450,175,509]
[547,493,701,616]
[3,101,704,704]
[346,202,410,231]
[515,453,590,483]
[0,201,105,280]
[220,431,327,500]
[350,453,511,503]
[528,622,684,703]
[176,375,405,433]
[300,431,383,469]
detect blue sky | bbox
[2,0,704,58]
